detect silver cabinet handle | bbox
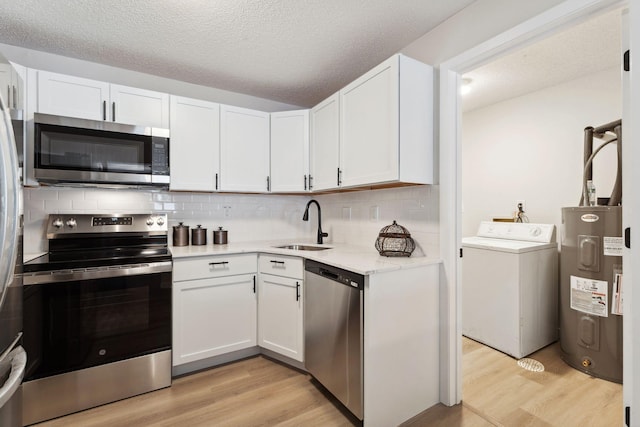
[270,260,285,265]
[309,175,314,190]
[304,175,307,191]
[103,100,107,120]
[12,85,17,108]
[266,176,270,192]
[296,281,300,301]
[112,102,116,122]
[209,261,229,266]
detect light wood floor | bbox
[35,339,622,427]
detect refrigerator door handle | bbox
[0,346,26,409]
[0,92,20,301]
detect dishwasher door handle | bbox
[319,269,339,280]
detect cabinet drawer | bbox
[174,254,257,281]
[258,254,303,279]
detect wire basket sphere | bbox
[375,220,415,257]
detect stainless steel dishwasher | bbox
[304,259,364,420]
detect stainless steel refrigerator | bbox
[0,53,26,426]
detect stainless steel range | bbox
[22,213,172,425]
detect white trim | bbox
[624,1,640,419]
[438,0,625,406]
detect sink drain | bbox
[517,358,545,372]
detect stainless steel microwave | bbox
[34,113,170,187]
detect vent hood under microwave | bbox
[33,113,170,188]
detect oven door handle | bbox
[23,261,173,285]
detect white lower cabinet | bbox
[258,254,304,362]
[257,258,304,361]
[172,254,257,366]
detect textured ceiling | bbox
[462,8,622,112]
[0,0,475,107]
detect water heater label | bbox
[581,214,599,223]
[570,275,608,317]
[603,236,624,256]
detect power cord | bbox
[515,203,529,223]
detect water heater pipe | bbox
[580,119,622,207]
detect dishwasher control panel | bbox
[304,259,364,290]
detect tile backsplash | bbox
[24,185,439,257]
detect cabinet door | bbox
[258,274,303,362]
[109,84,169,128]
[0,63,20,109]
[37,71,109,120]
[310,93,340,191]
[169,96,220,192]
[220,105,270,192]
[340,56,399,187]
[173,274,257,366]
[270,110,309,192]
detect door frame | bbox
[437,0,628,407]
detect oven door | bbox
[23,264,171,382]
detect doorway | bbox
[459,9,623,416]
[437,0,634,421]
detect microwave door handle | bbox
[0,346,27,409]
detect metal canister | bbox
[191,225,207,246]
[173,222,189,246]
[213,226,228,244]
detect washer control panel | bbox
[476,221,556,243]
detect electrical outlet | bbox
[517,200,526,212]
[369,206,379,221]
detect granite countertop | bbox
[170,240,441,275]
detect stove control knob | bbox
[66,218,77,228]
[156,217,165,226]
[52,218,64,229]
[146,217,155,226]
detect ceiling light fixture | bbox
[460,78,473,95]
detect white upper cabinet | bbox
[37,71,109,121]
[339,54,433,187]
[270,110,309,192]
[169,96,220,192]
[220,105,270,193]
[309,93,340,191]
[109,84,169,128]
[0,62,24,110]
[36,71,169,127]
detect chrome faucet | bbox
[303,199,328,244]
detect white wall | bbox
[0,42,300,112]
[24,187,309,255]
[24,185,439,259]
[461,66,621,237]
[317,185,440,257]
[401,0,566,66]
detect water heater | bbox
[559,120,622,383]
[560,206,622,382]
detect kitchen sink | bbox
[275,244,331,251]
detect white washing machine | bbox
[462,221,558,359]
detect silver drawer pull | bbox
[209,261,229,266]
[270,260,285,265]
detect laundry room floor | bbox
[458,336,623,426]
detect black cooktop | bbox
[24,246,172,273]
